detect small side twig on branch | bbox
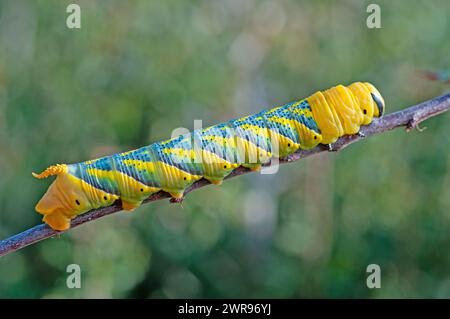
[1,93,449,257]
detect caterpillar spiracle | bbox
[34,82,385,231]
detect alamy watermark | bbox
[366,264,381,289]
[366,4,381,29]
[66,264,81,289]
[66,4,81,29]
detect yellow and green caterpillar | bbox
[34,82,385,231]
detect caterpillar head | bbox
[365,82,385,117]
[33,164,92,230]
[348,82,385,124]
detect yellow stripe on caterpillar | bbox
[86,168,159,210]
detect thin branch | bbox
[1,93,449,257]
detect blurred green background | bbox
[0,0,449,298]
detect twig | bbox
[1,93,449,257]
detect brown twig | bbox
[1,93,449,257]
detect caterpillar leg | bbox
[206,178,223,185]
[121,199,142,211]
[251,164,262,172]
[43,212,71,231]
[242,163,262,172]
[357,131,366,138]
[168,191,184,199]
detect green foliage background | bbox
[0,0,449,298]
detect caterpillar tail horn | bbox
[32,164,68,179]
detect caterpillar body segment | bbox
[193,125,241,183]
[34,82,385,230]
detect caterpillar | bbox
[33,82,385,231]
